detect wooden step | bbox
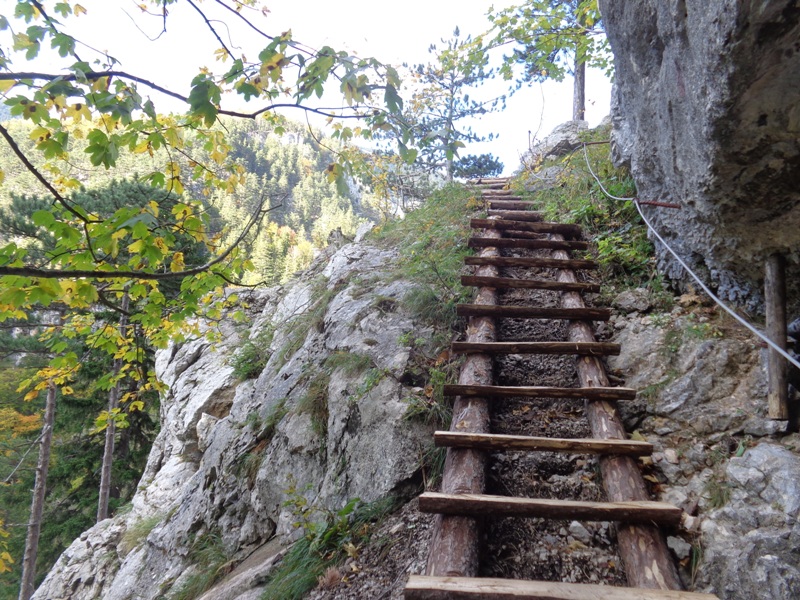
[487,201,539,210]
[500,230,549,240]
[456,304,612,321]
[486,210,543,221]
[405,575,720,599]
[418,493,682,525]
[470,178,511,188]
[469,237,589,251]
[471,219,581,237]
[443,384,636,401]
[464,256,598,270]
[461,275,600,293]
[451,341,620,356]
[479,189,515,196]
[434,431,653,456]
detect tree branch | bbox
[186,0,234,57]
[0,71,379,121]
[0,197,283,281]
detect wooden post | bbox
[766,254,789,420]
[425,227,500,577]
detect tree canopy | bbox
[485,0,609,119]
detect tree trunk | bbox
[572,52,586,120]
[97,292,130,522]
[18,382,57,600]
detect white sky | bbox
[0,0,611,175]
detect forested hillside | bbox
[0,117,368,285]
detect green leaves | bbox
[85,129,119,168]
[188,74,221,127]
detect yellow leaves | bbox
[73,4,87,16]
[166,161,184,195]
[23,389,39,402]
[0,550,13,574]
[29,125,51,142]
[0,79,15,93]
[59,279,99,308]
[0,169,4,185]
[325,162,342,184]
[170,251,185,272]
[214,47,229,62]
[162,126,184,149]
[133,139,154,156]
[90,76,110,92]
[260,52,286,82]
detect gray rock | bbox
[699,443,800,598]
[33,241,436,600]
[599,0,800,313]
[527,120,589,163]
[667,536,692,560]
[612,288,651,313]
[568,521,592,544]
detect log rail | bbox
[405,177,719,599]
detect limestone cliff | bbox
[33,231,436,600]
[599,0,800,311]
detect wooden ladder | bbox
[404,178,719,599]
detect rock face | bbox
[33,238,435,600]
[599,1,800,312]
[608,302,800,598]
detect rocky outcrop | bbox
[33,236,436,600]
[600,1,800,312]
[607,296,800,598]
[519,120,590,190]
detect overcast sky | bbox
[0,0,611,174]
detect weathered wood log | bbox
[479,189,515,196]
[418,493,682,525]
[426,228,500,578]
[462,275,600,293]
[766,253,789,420]
[500,230,549,240]
[451,341,620,356]
[470,177,511,187]
[469,237,589,251]
[456,304,611,321]
[465,256,598,270]
[443,384,636,401]
[471,218,582,237]
[434,431,653,456]
[487,201,539,210]
[552,233,683,590]
[486,210,543,221]
[404,576,721,600]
